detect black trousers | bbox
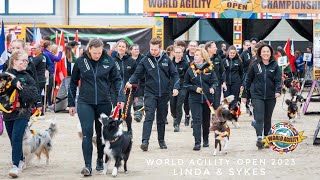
[46,74,54,106]
[190,101,210,145]
[213,85,222,109]
[183,91,190,116]
[223,83,241,107]
[170,88,187,126]
[77,102,112,167]
[252,98,276,137]
[142,95,169,143]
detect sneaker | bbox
[193,144,201,151]
[251,120,256,128]
[159,141,167,149]
[81,167,92,176]
[256,138,264,150]
[140,142,149,151]
[9,165,20,178]
[18,160,26,171]
[96,159,104,171]
[203,140,209,147]
[174,125,180,132]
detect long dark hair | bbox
[256,44,275,63]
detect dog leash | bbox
[28,109,42,128]
[122,84,138,120]
[0,89,19,113]
[201,91,215,114]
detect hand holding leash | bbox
[125,82,132,89]
[222,82,227,92]
[196,87,203,94]
[172,89,179,96]
[16,81,23,90]
[209,88,215,94]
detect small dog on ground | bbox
[285,88,304,122]
[211,106,230,156]
[23,121,57,168]
[99,113,132,177]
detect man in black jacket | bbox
[205,41,227,109]
[240,37,258,115]
[126,38,180,151]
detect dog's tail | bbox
[223,95,235,105]
[47,122,57,138]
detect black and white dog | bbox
[285,88,304,122]
[99,113,132,177]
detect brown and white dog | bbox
[77,122,97,147]
[211,106,230,156]
[285,88,304,122]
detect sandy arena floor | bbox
[1,91,320,180]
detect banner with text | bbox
[144,0,320,19]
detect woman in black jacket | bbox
[184,48,218,151]
[242,44,282,150]
[68,39,125,176]
[113,39,137,134]
[170,46,189,132]
[2,50,39,178]
[223,45,243,107]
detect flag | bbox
[74,30,79,42]
[10,30,17,42]
[55,31,59,45]
[74,30,80,58]
[0,20,7,72]
[284,38,296,72]
[36,28,41,45]
[33,21,37,42]
[54,31,67,99]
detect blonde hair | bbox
[195,48,212,65]
[10,39,25,48]
[8,50,28,70]
[50,44,58,55]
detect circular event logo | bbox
[262,122,306,154]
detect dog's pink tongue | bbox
[112,104,121,119]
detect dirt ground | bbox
[1,91,320,180]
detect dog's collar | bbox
[110,136,120,144]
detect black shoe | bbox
[159,141,167,149]
[81,167,92,176]
[256,138,264,150]
[203,141,209,147]
[140,142,149,151]
[174,125,180,132]
[185,115,190,126]
[193,144,201,151]
[134,117,141,122]
[96,159,104,171]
